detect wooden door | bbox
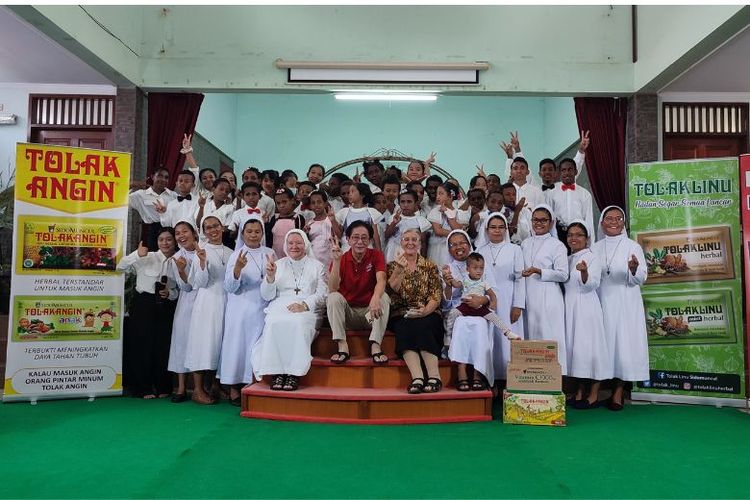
[32,129,112,150]
[664,135,745,160]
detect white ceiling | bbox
[663,25,750,93]
[0,6,112,85]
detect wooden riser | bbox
[262,358,458,389]
[242,383,492,424]
[312,329,397,359]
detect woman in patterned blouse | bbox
[387,228,445,394]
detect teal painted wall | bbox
[196,93,579,188]
[194,93,238,160]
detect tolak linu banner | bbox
[628,158,745,407]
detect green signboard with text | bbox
[628,158,745,404]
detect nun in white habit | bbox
[218,217,274,405]
[184,215,234,404]
[564,219,612,409]
[592,206,649,411]
[442,229,496,388]
[251,229,327,391]
[476,212,526,379]
[166,220,201,403]
[521,203,569,374]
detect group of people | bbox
[120,131,649,410]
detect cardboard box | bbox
[510,340,559,365]
[506,363,562,392]
[503,390,566,427]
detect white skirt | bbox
[184,283,226,372]
[251,296,319,378]
[218,288,266,385]
[448,316,495,383]
[167,288,199,373]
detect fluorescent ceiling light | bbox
[335,94,437,102]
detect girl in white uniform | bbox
[592,206,649,411]
[521,203,569,374]
[427,183,469,267]
[251,230,327,391]
[219,217,274,405]
[384,190,431,262]
[184,215,234,405]
[476,212,526,380]
[564,220,612,409]
[166,220,200,403]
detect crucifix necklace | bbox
[604,239,624,275]
[291,259,307,295]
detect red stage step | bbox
[241,383,493,424]
[243,329,494,424]
[262,357,457,389]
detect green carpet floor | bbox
[0,396,748,499]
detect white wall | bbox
[0,83,116,186]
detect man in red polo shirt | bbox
[327,220,390,364]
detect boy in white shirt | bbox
[129,168,176,250]
[159,170,197,229]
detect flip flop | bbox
[330,351,350,364]
[370,352,388,365]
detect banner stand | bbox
[3,143,131,403]
[631,393,746,408]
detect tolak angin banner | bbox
[3,143,130,402]
[628,158,745,406]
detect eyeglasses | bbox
[349,235,370,242]
[531,218,550,224]
[603,216,624,223]
[448,241,470,248]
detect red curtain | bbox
[574,97,628,211]
[147,93,204,188]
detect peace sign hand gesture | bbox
[391,208,402,225]
[330,235,342,261]
[196,247,206,263]
[579,130,590,153]
[235,249,248,272]
[153,199,167,213]
[499,141,514,159]
[510,131,521,152]
[182,133,192,150]
[476,164,487,178]
[198,194,206,208]
[266,254,277,282]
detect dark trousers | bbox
[125,291,177,396]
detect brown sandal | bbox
[191,392,215,405]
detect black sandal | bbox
[330,352,350,364]
[271,375,285,391]
[457,379,471,392]
[471,379,487,391]
[282,375,299,391]
[423,377,443,393]
[407,378,425,394]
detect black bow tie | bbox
[177,194,192,202]
[541,184,554,191]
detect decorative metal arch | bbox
[324,148,459,189]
